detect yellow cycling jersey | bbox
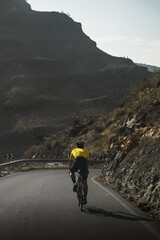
[69,148,89,163]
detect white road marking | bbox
[91,176,160,240]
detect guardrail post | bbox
[41,162,45,169]
[18,163,22,171]
[7,166,10,174]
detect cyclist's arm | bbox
[86,151,89,168]
[69,160,72,168]
[69,151,74,168]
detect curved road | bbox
[0,169,160,240]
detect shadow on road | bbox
[82,206,153,222]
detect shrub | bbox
[94,126,104,133]
[112,107,125,120]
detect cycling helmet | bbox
[76,140,84,148]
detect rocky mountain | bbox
[24,73,160,221]
[0,0,31,13]
[0,0,149,157]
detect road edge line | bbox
[91,176,160,240]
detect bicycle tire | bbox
[77,172,83,211]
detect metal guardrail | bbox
[0,159,105,177]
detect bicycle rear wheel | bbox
[78,190,83,211]
[77,175,83,211]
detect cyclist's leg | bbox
[69,158,81,192]
[82,179,88,196]
[69,171,77,192]
[70,157,81,171]
[82,177,88,204]
[69,171,76,183]
[81,160,89,204]
[70,157,82,176]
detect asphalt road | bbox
[0,169,160,240]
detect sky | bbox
[27,0,160,67]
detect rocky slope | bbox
[101,73,160,221]
[0,0,149,157]
[24,73,160,221]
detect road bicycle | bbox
[76,170,84,211]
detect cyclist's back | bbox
[70,147,89,162]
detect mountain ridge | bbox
[0,0,31,13]
[0,0,149,157]
[135,62,160,72]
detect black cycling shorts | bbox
[70,156,88,181]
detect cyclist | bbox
[69,140,89,204]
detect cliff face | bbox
[100,74,160,221]
[0,0,149,156]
